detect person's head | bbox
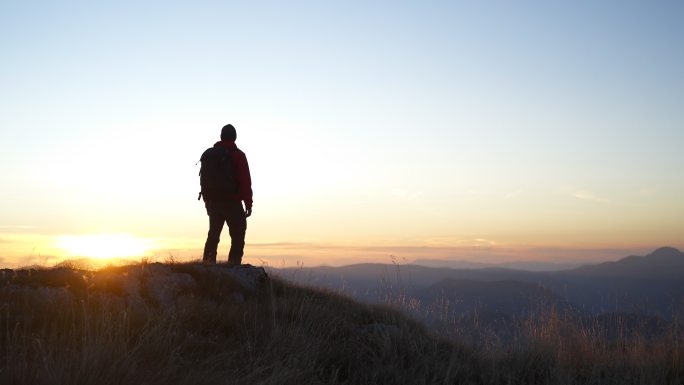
[221,124,237,141]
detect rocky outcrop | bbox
[0,263,268,308]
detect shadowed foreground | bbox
[1,262,682,384]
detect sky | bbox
[1,1,683,268]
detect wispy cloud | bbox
[573,190,611,204]
[424,237,498,247]
[244,242,663,266]
[0,225,37,230]
[145,241,675,268]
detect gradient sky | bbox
[1,1,683,267]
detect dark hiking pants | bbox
[203,200,247,265]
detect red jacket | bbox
[214,140,253,209]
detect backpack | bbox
[197,147,237,201]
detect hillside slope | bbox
[0,263,479,385]
[1,262,682,385]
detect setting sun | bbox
[55,234,154,260]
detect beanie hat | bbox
[221,124,236,141]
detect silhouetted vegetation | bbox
[1,262,682,384]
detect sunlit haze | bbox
[1,1,683,268]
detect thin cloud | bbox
[0,225,37,230]
[573,190,611,204]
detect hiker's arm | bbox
[235,151,253,210]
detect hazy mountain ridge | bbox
[413,258,580,271]
[274,247,684,319]
[568,247,684,277]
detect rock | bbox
[212,264,268,293]
[0,262,269,310]
[142,264,197,307]
[169,263,268,295]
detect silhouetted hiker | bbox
[198,124,253,265]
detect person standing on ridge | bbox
[199,124,253,265]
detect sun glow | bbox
[55,234,154,260]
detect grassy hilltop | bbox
[1,262,682,385]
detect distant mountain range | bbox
[412,258,580,271]
[416,278,576,317]
[569,247,684,277]
[272,247,684,320]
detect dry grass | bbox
[0,263,477,385]
[0,263,682,384]
[385,280,684,385]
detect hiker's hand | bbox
[245,207,252,218]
